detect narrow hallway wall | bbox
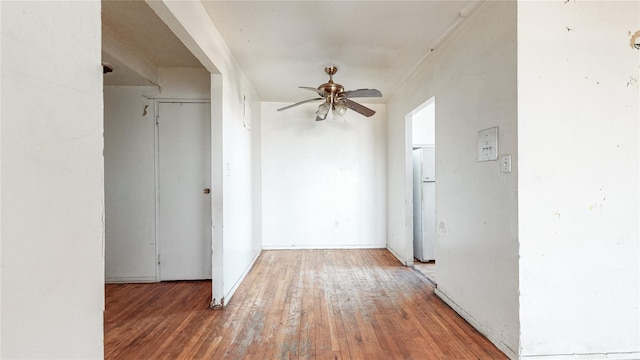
[386,1,519,357]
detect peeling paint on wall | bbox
[629,30,640,49]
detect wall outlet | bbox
[500,154,512,173]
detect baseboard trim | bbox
[521,352,640,359]
[105,276,156,284]
[434,288,518,360]
[262,244,386,250]
[223,249,262,306]
[386,245,414,266]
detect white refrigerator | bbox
[413,146,435,262]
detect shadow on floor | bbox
[413,259,436,286]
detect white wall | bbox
[104,86,158,282]
[387,1,519,357]
[147,0,262,306]
[104,69,210,283]
[1,1,104,358]
[261,102,387,249]
[158,67,210,99]
[518,1,640,358]
[412,99,435,146]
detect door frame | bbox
[153,98,212,282]
[405,96,436,265]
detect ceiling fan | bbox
[277,66,382,121]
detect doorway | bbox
[408,97,437,284]
[157,101,212,281]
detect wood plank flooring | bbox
[105,249,507,359]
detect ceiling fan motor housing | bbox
[318,82,344,103]
[319,66,344,104]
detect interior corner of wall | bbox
[386,244,410,266]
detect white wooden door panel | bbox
[158,102,212,281]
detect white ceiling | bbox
[102,0,202,68]
[102,1,477,102]
[102,0,203,86]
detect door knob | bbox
[203,188,210,194]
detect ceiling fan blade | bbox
[344,98,376,117]
[299,86,326,97]
[277,97,323,111]
[340,88,382,98]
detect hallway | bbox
[105,249,506,359]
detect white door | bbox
[158,102,212,281]
[421,181,436,261]
[412,149,424,259]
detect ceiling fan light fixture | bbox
[277,66,382,120]
[316,102,330,120]
[332,101,348,119]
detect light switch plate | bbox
[478,126,498,161]
[500,154,512,173]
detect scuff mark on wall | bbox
[588,197,606,215]
[629,30,640,49]
[626,76,638,89]
[437,221,447,236]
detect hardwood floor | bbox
[413,260,437,285]
[105,249,507,359]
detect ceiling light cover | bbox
[332,102,348,119]
[316,102,330,120]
